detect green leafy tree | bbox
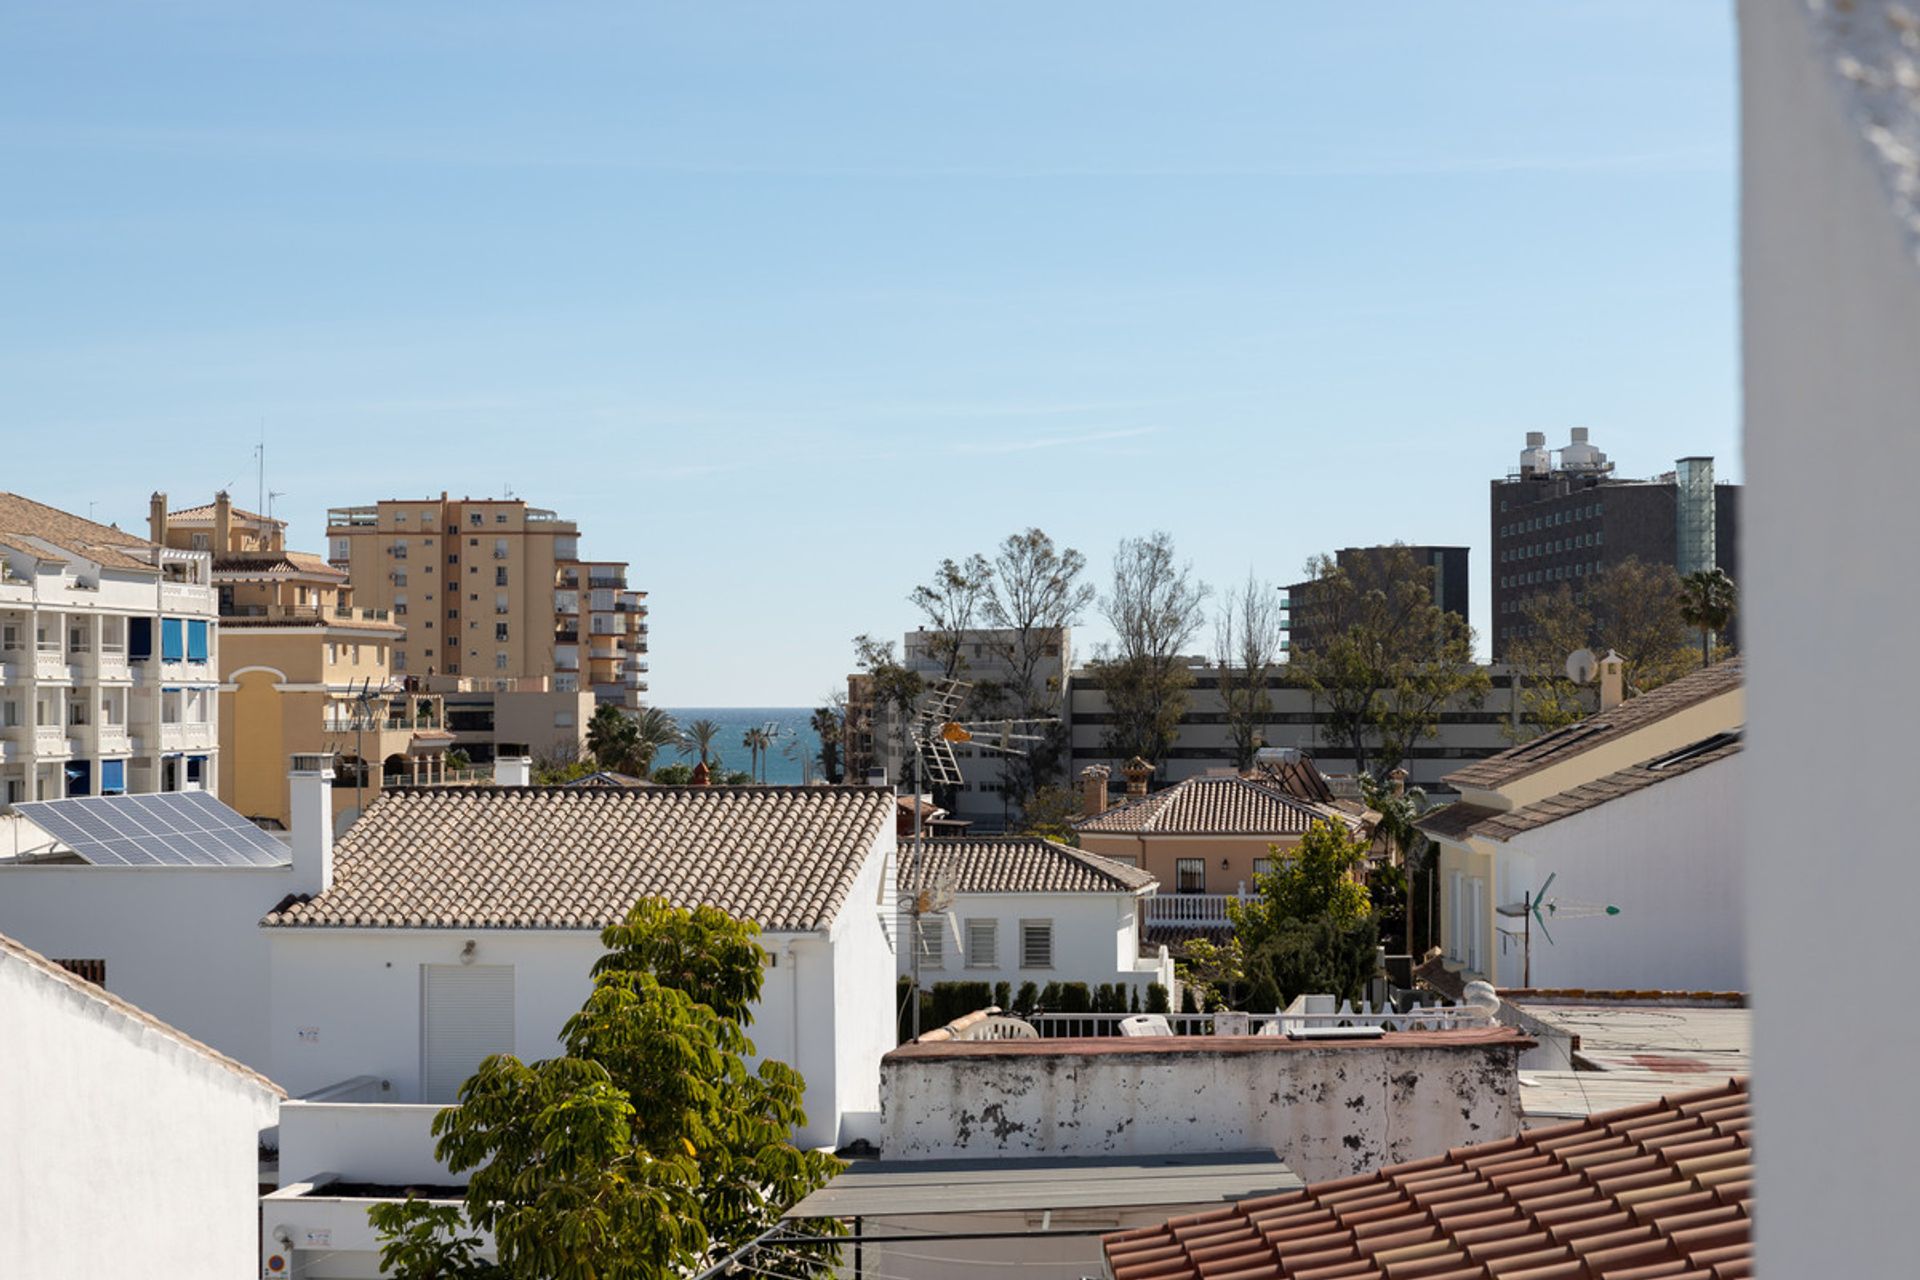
[1504,586,1598,741]
[370,900,842,1279]
[1361,776,1431,954]
[1016,785,1082,844]
[680,718,723,770]
[1229,819,1378,1009]
[1678,568,1738,667]
[585,704,639,774]
[1291,545,1489,779]
[810,699,845,784]
[853,635,924,790]
[651,762,694,785]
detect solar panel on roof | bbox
[16,792,290,868]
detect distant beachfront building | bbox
[0,492,220,806]
[325,493,647,709]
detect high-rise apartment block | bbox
[1283,545,1470,656]
[1489,430,1740,659]
[325,495,647,707]
[0,493,221,806]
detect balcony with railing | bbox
[327,507,380,528]
[160,581,215,613]
[34,724,68,754]
[1143,892,1259,928]
[588,576,624,590]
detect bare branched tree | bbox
[908,555,993,681]
[980,528,1094,802]
[1213,572,1285,769]
[1094,532,1210,767]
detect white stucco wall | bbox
[905,890,1168,997]
[0,945,280,1278]
[880,1035,1526,1181]
[1742,4,1920,1275]
[0,863,294,1070]
[1490,753,1744,992]
[823,831,897,1144]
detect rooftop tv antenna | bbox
[268,490,287,522]
[1497,872,1621,986]
[898,678,1060,1036]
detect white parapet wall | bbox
[879,1028,1530,1182]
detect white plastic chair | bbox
[1119,1014,1173,1037]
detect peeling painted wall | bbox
[881,1037,1525,1182]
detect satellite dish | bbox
[1565,648,1598,684]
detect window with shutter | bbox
[965,919,997,968]
[1020,920,1053,970]
[914,916,945,970]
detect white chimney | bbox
[493,752,532,787]
[288,752,335,896]
[1598,650,1626,711]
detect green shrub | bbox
[993,981,1012,1012]
[1016,982,1039,1013]
[1180,985,1198,1014]
[1056,982,1092,1014]
[1147,982,1170,1014]
[1038,981,1063,1010]
[1129,986,1142,1013]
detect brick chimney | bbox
[1122,756,1154,799]
[691,761,711,787]
[213,490,232,556]
[1599,649,1626,711]
[288,752,335,897]
[148,492,168,545]
[1079,764,1110,816]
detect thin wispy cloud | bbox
[0,122,1729,179]
[948,426,1158,456]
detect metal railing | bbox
[1145,892,1257,925]
[1023,999,1482,1039]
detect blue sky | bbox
[0,2,1738,705]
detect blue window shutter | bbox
[101,759,126,794]
[129,618,152,660]
[187,620,208,663]
[161,619,184,662]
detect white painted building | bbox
[263,782,899,1144]
[0,492,220,806]
[1420,659,1745,991]
[0,928,282,1278]
[1742,3,1920,1273]
[904,836,1173,999]
[0,771,334,1072]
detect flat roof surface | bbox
[786,1151,1301,1219]
[1512,999,1750,1075]
[1520,1070,1741,1121]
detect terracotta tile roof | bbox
[1444,659,1744,792]
[0,491,158,573]
[263,785,894,933]
[212,552,345,579]
[1105,1077,1750,1280]
[1418,732,1743,845]
[168,500,279,525]
[0,928,284,1098]
[1075,775,1357,837]
[909,837,1159,895]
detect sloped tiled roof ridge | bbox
[264,785,895,933]
[906,837,1158,895]
[0,929,284,1098]
[1075,773,1354,836]
[1445,659,1743,792]
[0,491,157,572]
[1104,1077,1750,1280]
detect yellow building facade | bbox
[157,493,454,832]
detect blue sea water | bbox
[658,708,825,785]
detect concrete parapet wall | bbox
[880,1028,1530,1181]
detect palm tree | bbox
[629,707,681,778]
[742,726,772,783]
[585,704,638,773]
[1678,569,1738,667]
[681,718,722,769]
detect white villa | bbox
[1,492,221,806]
[903,836,1173,999]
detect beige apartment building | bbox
[324,494,647,707]
[157,494,456,832]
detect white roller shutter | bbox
[422,964,515,1103]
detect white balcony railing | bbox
[1022,999,1486,1040]
[159,723,216,750]
[96,727,131,754]
[160,582,214,613]
[1144,892,1257,926]
[34,724,67,752]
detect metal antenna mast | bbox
[898,678,1060,1038]
[1497,872,1621,986]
